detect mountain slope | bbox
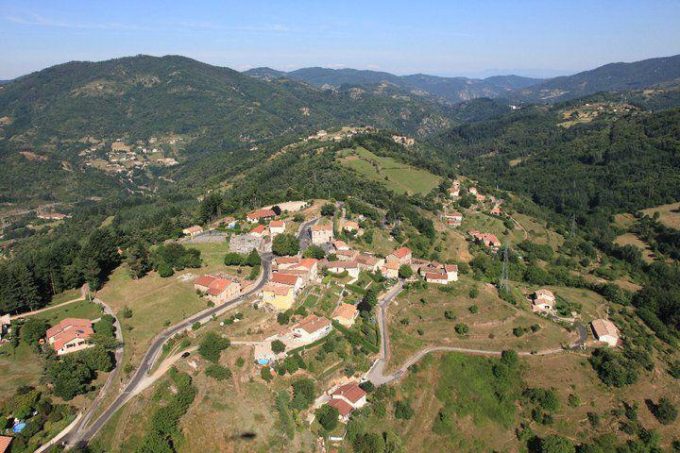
[0,55,456,203]
[514,54,680,102]
[245,66,542,103]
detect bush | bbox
[21,318,48,348]
[303,245,325,259]
[444,310,456,320]
[321,203,336,216]
[205,364,232,381]
[589,348,638,387]
[157,261,174,278]
[277,310,292,325]
[468,304,479,314]
[455,323,469,335]
[261,366,273,382]
[119,306,133,319]
[394,400,414,420]
[469,286,479,298]
[291,378,316,410]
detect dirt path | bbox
[10,295,85,320]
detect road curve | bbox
[68,253,273,447]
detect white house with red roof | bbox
[442,212,463,227]
[292,314,332,343]
[326,260,360,281]
[269,220,286,236]
[249,224,267,238]
[46,318,94,355]
[532,289,556,313]
[386,246,412,266]
[327,381,368,422]
[311,223,334,245]
[332,303,359,327]
[468,230,501,249]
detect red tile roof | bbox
[47,318,94,352]
[392,247,411,259]
[294,314,331,335]
[0,436,12,453]
[271,272,299,286]
[194,275,218,288]
[250,224,266,234]
[207,278,235,296]
[333,303,358,321]
[247,208,276,220]
[328,398,353,417]
[269,220,285,228]
[332,382,366,404]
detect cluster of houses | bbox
[262,256,320,311]
[376,246,459,284]
[82,140,178,175]
[531,288,621,347]
[441,211,463,227]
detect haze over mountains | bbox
[246,53,680,104]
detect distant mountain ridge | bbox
[246,54,680,104]
[245,66,542,103]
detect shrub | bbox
[469,286,479,298]
[119,306,133,318]
[394,400,414,420]
[291,378,316,410]
[157,261,174,278]
[455,323,469,335]
[444,310,456,320]
[398,264,413,279]
[205,364,232,381]
[260,366,273,382]
[469,304,479,314]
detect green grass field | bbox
[338,147,441,195]
[0,342,45,396]
[33,299,104,324]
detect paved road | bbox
[297,216,318,249]
[364,280,568,386]
[67,253,273,447]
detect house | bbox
[271,272,303,292]
[246,208,276,223]
[333,240,350,251]
[328,398,354,423]
[333,303,359,327]
[0,314,10,341]
[46,318,94,355]
[357,253,384,272]
[311,223,334,245]
[442,212,463,227]
[269,220,286,236]
[328,381,368,422]
[292,314,332,343]
[532,289,556,313]
[381,261,400,279]
[476,193,486,202]
[182,225,203,237]
[326,261,360,281]
[591,319,620,347]
[37,212,69,220]
[468,231,501,249]
[272,257,319,283]
[386,247,412,266]
[490,205,502,216]
[425,272,449,284]
[444,264,459,281]
[468,187,478,195]
[261,284,295,311]
[296,258,320,282]
[343,221,361,235]
[249,224,267,238]
[449,181,460,198]
[195,275,241,304]
[0,436,13,453]
[336,249,359,261]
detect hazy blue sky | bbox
[1,0,679,79]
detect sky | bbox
[1,0,679,80]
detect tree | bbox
[205,364,232,381]
[199,192,223,223]
[246,249,261,267]
[291,378,316,409]
[126,242,151,279]
[316,404,339,432]
[224,252,243,266]
[21,318,48,348]
[47,359,92,400]
[321,203,336,217]
[260,366,273,382]
[398,264,413,279]
[157,261,174,278]
[303,245,325,259]
[271,339,286,354]
[652,397,678,425]
[272,233,300,256]
[455,323,469,335]
[198,331,231,362]
[354,432,385,453]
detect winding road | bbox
[65,216,319,447]
[365,280,569,386]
